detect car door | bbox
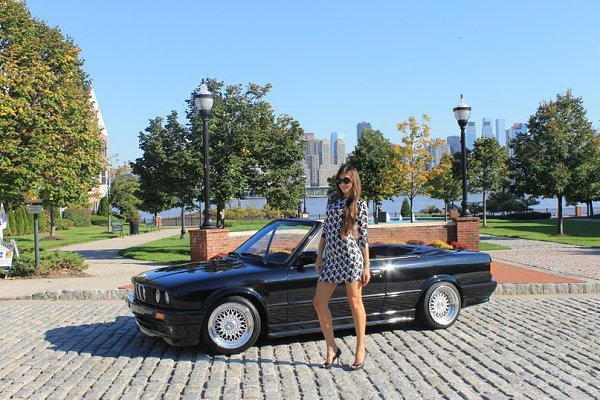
[382,254,425,315]
[285,230,385,334]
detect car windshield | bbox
[235,220,317,264]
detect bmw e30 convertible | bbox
[126,219,496,355]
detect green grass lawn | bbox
[120,220,269,263]
[480,218,600,247]
[11,224,159,252]
[479,242,510,251]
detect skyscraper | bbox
[495,119,505,145]
[466,121,476,149]
[482,118,494,139]
[334,139,346,165]
[446,135,461,154]
[505,123,528,156]
[357,121,371,142]
[426,139,449,170]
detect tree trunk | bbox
[557,196,564,235]
[216,203,225,228]
[444,200,448,222]
[588,200,594,216]
[482,191,487,227]
[409,196,414,223]
[50,207,57,237]
[179,207,186,239]
[373,201,378,224]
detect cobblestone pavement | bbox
[481,235,600,282]
[1,297,599,400]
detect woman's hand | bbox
[315,255,324,275]
[361,265,371,287]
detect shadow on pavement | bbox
[44,316,425,367]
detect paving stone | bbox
[0,298,599,399]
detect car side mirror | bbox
[299,251,317,266]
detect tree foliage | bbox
[131,117,177,218]
[425,153,461,220]
[394,115,433,222]
[346,129,396,218]
[110,167,141,218]
[0,1,103,213]
[470,137,508,225]
[510,90,594,234]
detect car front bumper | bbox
[126,294,205,346]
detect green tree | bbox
[565,136,600,215]
[425,153,461,221]
[131,116,177,222]
[97,196,110,217]
[347,129,397,221]
[401,198,411,219]
[510,90,594,234]
[394,115,434,222]
[470,137,508,226]
[0,1,103,231]
[110,167,141,218]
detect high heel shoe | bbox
[320,348,342,369]
[350,352,368,371]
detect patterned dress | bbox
[319,196,369,284]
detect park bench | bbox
[111,221,124,237]
[145,220,156,231]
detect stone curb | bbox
[1,283,599,301]
[493,282,600,296]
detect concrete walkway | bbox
[0,228,180,299]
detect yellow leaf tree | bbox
[394,115,434,222]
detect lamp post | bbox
[453,95,472,217]
[301,174,308,216]
[194,79,215,229]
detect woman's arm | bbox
[315,236,325,274]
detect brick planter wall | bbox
[190,217,480,261]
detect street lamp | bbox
[453,94,472,217]
[301,174,308,215]
[194,79,215,229]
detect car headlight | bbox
[164,291,170,306]
[155,289,161,304]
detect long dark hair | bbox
[334,164,362,240]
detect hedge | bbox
[493,212,551,220]
[9,251,87,277]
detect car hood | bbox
[134,258,255,289]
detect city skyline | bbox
[22,1,600,163]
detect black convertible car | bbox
[127,219,496,354]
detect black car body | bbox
[127,219,496,354]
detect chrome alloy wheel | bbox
[428,285,460,325]
[207,302,254,349]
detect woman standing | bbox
[313,164,370,370]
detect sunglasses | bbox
[336,177,352,185]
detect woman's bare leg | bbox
[313,281,338,362]
[346,281,366,364]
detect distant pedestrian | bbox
[313,164,370,370]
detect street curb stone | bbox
[1,283,598,301]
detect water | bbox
[145,194,598,220]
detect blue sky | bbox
[25,0,600,164]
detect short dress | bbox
[319,196,369,284]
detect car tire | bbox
[419,282,461,329]
[202,296,261,355]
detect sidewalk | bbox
[1,231,598,300]
[0,228,180,299]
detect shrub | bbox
[64,207,92,227]
[494,212,551,220]
[420,205,441,214]
[451,241,470,250]
[406,239,426,245]
[429,240,453,249]
[97,196,110,216]
[55,219,75,230]
[90,215,109,226]
[9,251,87,277]
[401,198,411,218]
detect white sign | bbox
[27,205,43,214]
[0,243,14,269]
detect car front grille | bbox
[134,283,164,306]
